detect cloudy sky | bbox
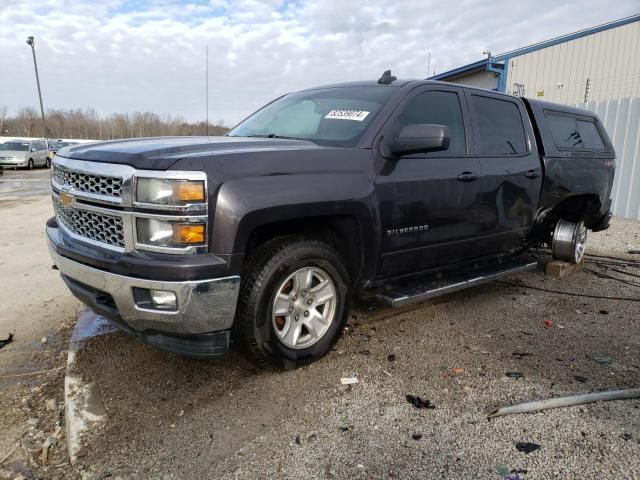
[0,0,637,124]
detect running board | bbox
[377,260,539,308]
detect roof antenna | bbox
[378,70,397,85]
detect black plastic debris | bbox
[574,375,588,383]
[0,333,14,350]
[294,435,301,445]
[358,349,371,356]
[339,426,350,432]
[620,433,633,441]
[411,433,422,440]
[515,442,541,454]
[505,372,524,379]
[599,309,609,315]
[387,354,396,362]
[406,395,435,409]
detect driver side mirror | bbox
[388,123,450,156]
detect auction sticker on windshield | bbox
[325,110,370,121]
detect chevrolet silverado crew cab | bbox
[47,75,615,368]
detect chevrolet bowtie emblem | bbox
[59,191,74,206]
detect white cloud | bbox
[0,0,637,124]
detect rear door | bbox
[374,85,482,278]
[465,92,542,256]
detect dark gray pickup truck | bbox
[47,76,615,368]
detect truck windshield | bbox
[227,87,396,147]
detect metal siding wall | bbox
[445,70,499,90]
[577,98,640,220]
[506,21,640,103]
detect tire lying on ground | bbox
[234,237,350,369]
[552,219,587,264]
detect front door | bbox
[374,86,482,278]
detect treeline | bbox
[0,106,229,140]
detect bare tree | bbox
[1,107,228,140]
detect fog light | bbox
[150,290,177,308]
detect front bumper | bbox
[48,232,241,358]
[0,159,28,167]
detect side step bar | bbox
[377,261,539,308]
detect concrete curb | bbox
[64,310,115,465]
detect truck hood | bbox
[57,136,324,170]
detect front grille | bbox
[52,164,123,198]
[54,197,125,248]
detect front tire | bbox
[235,238,350,369]
[28,159,34,170]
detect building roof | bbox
[430,14,640,81]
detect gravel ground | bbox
[71,223,640,480]
[0,172,638,479]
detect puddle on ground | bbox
[71,309,118,345]
[0,170,51,198]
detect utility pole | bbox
[427,51,431,78]
[26,36,47,138]
[206,45,209,136]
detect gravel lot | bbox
[0,167,639,480]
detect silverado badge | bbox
[386,225,429,236]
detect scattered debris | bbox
[411,433,422,440]
[505,372,524,379]
[387,354,396,362]
[339,426,350,432]
[406,395,435,409]
[0,332,14,350]
[358,349,370,356]
[45,398,57,411]
[41,436,55,465]
[543,319,554,329]
[294,435,301,445]
[340,377,359,385]
[40,336,48,344]
[515,442,541,454]
[512,352,532,359]
[587,353,612,365]
[599,309,609,315]
[489,388,640,418]
[620,433,633,441]
[452,368,465,375]
[382,370,392,377]
[574,375,588,383]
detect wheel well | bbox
[245,216,364,285]
[533,194,601,245]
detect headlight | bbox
[136,178,205,206]
[136,218,206,247]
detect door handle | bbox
[525,169,540,179]
[457,172,480,182]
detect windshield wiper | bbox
[243,134,303,140]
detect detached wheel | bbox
[552,219,587,264]
[235,238,350,369]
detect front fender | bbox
[210,173,380,264]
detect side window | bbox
[546,113,606,151]
[396,91,466,155]
[471,95,527,155]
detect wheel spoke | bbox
[304,309,326,339]
[294,268,314,292]
[273,293,291,315]
[311,279,334,305]
[282,320,302,346]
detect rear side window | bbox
[396,90,466,155]
[471,95,527,155]
[546,113,606,151]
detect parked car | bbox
[0,139,50,169]
[47,141,78,162]
[46,75,615,368]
